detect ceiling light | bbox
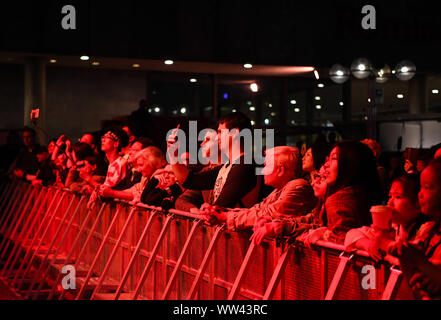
[294,108,300,113]
[315,96,321,101]
[190,78,198,83]
[314,70,320,80]
[316,105,322,110]
[164,60,174,65]
[132,64,140,68]
[432,89,439,94]
[290,100,297,105]
[92,61,100,66]
[250,83,259,92]
[318,83,325,88]
[80,56,90,61]
[244,63,253,69]
[397,94,404,99]
[49,59,57,64]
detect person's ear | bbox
[277,165,285,177]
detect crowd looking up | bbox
[1,111,441,300]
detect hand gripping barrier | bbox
[0,181,416,300]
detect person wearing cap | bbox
[83,128,129,208]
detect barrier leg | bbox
[0,187,35,259]
[1,188,48,278]
[113,210,159,300]
[132,214,175,300]
[15,191,66,290]
[186,225,224,300]
[228,241,257,300]
[262,246,294,300]
[382,267,402,300]
[32,197,85,300]
[325,253,353,300]
[0,184,29,235]
[74,205,124,300]
[90,207,137,300]
[52,203,107,300]
[25,195,77,299]
[10,190,61,287]
[161,219,203,300]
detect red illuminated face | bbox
[325,148,339,186]
[302,148,315,173]
[388,181,419,225]
[311,166,328,199]
[419,167,441,220]
[262,154,280,188]
[136,157,155,178]
[128,142,143,164]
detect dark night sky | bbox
[1,0,441,70]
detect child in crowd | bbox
[344,175,426,261]
[395,160,441,299]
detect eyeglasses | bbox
[102,131,120,142]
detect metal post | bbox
[0,188,38,259]
[52,203,106,300]
[0,185,32,247]
[113,210,159,300]
[382,267,402,300]
[186,225,224,300]
[1,187,47,278]
[90,207,137,300]
[132,214,175,300]
[75,205,124,300]
[0,183,23,234]
[325,253,353,300]
[228,241,257,300]
[33,197,85,299]
[161,219,203,300]
[10,189,61,287]
[25,194,77,299]
[16,191,66,290]
[262,246,293,300]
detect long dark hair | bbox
[329,140,383,204]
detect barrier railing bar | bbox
[113,210,159,300]
[228,241,257,300]
[0,181,17,219]
[0,182,24,234]
[11,189,61,288]
[161,219,203,300]
[90,207,137,300]
[17,191,66,291]
[262,246,294,300]
[53,203,107,300]
[382,266,402,300]
[75,204,124,300]
[132,214,175,300]
[0,181,12,213]
[0,186,34,257]
[1,187,48,278]
[25,194,77,299]
[0,187,37,259]
[186,225,224,300]
[32,196,86,300]
[325,253,353,300]
[0,187,40,259]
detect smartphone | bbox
[168,124,181,144]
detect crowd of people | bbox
[2,111,441,300]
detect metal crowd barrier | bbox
[0,181,415,300]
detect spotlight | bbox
[351,58,372,79]
[395,60,416,81]
[80,56,90,61]
[330,64,350,84]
